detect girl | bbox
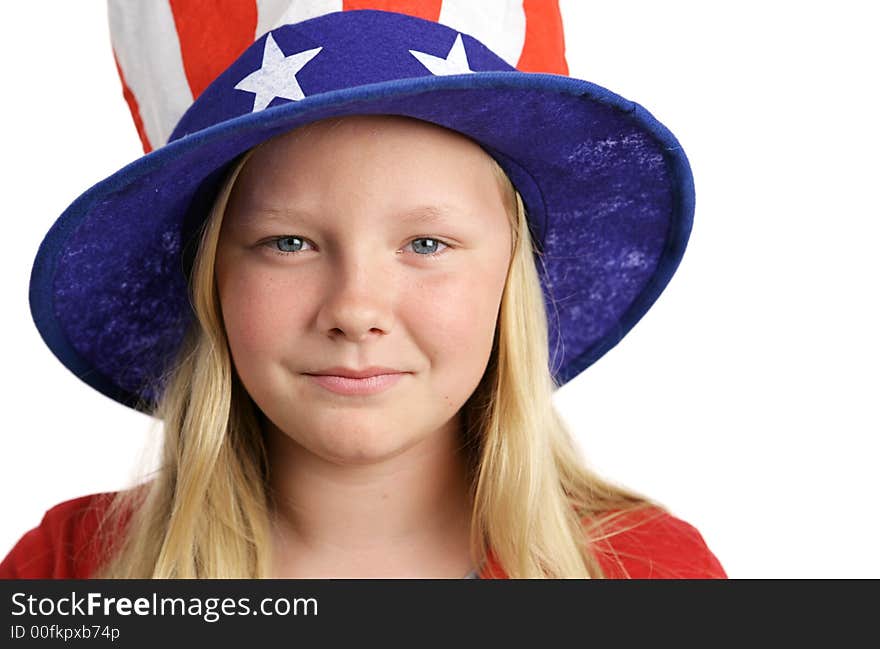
[1,8,724,578]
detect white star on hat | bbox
[234,33,322,112]
[409,33,474,76]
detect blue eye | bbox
[273,236,310,253]
[265,235,449,258]
[410,237,448,256]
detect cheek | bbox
[409,258,507,390]
[216,263,312,370]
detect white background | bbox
[1,1,877,578]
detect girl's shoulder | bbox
[477,506,727,579]
[587,506,727,579]
[0,491,119,579]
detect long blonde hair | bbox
[95,124,658,578]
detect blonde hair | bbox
[95,125,659,579]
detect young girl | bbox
[1,8,724,579]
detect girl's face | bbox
[215,114,512,465]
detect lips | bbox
[306,372,405,396]
[307,366,403,379]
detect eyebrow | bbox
[235,203,462,226]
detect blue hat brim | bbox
[30,70,693,411]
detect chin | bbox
[314,436,414,467]
[270,408,433,466]
[320,418,430,465]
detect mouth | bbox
[304,372,407,396]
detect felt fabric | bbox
[0,493,726,579]
[110,0,569,151]
[30,10,694,410]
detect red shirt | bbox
[0,492,726,579]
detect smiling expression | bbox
[214,114,514,465]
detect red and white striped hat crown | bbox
[109,0,568,153]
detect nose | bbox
[315,251,395,342]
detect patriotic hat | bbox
[30,8,695,411]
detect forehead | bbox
[227,114,511,219]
